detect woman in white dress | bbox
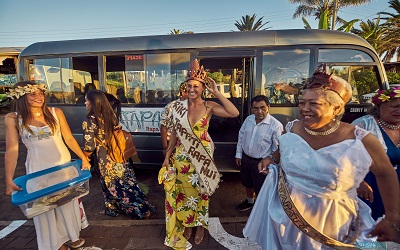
[5,81,91,250]
[244,65,400,249]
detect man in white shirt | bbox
[235,95,283,211]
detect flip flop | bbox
[65,237,85,249]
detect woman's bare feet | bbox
[183,227,192,240]
[194,226,204,245]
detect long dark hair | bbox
[12,81,57,134]
[85,90,119,147]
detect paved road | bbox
[2,110,398,250]
[0,110,253,250]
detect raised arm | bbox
[205,77,239,118]
[56,108,91,170]
[363,134,400,242]
[4,113,23,195]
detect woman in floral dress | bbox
[83,90,155,219]
[159,60,239,249]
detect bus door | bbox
[197,52,255,172]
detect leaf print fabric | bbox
[158,112,212,249]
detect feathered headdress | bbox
[304,64,350,103]
[186,59,207,84]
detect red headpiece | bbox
[305,64,350,103]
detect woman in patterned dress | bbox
[82,90,155,219]
[159,60,239,249]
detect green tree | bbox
[377,0,400,61]
[234,14,271,31]
[387,71,400,84]
[302,9,359,31]
[289,0,371,30]
[352,17,387,54]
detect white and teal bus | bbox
[17,29,388,171]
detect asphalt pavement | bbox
[0,108,253,250]
[2,108,399,250]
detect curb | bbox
[0,216,249,227]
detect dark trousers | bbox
[240,153,267,195]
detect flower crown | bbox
[7,83,48,100]
[371,86,400,105]
[186,59,208,84]
[304,64,351,103]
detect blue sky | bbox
[0,0,391,48]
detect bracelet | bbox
[268,155,278,164]
[382,218,400,234]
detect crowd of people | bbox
[4,61,400,250]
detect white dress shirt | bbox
[235,113,283,159]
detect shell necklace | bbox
[304,120,341,136]
[377,118,400,130]
[376,118,400,148]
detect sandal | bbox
[65,237,85,249]
[183,227,192,240]
[194,227,204,245]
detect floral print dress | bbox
[83,116,156,219]
[159,113,213,249]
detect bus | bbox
[0,47,24,107]
[17,30,388,171]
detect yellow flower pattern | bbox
[159,113,212,249]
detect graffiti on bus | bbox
[120,107,164,133]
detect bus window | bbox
[317,49,379,104]
[328,65,379,104]
[105,53,190,105]
[29,58,93,104]
[261,49,310,106]
[318,49,373,63]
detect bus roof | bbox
[20,29,376,57]
[0,47,25,56]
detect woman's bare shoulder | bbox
[340,122,357,139]
[5,112,17,119]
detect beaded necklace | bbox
[377,118,400,148]
[304,120,340,136]
[377,118,400,130]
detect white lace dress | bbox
[243,121,377,249]
[19,108,85,250]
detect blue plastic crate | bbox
[11,160,91,219]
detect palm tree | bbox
[234,14,271,31]
[168,29,193,35]
[352,18,387,53]
[289,0,371,30]
[377,0,400,61]
[301,8,359,30]
[378,0,400,21]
